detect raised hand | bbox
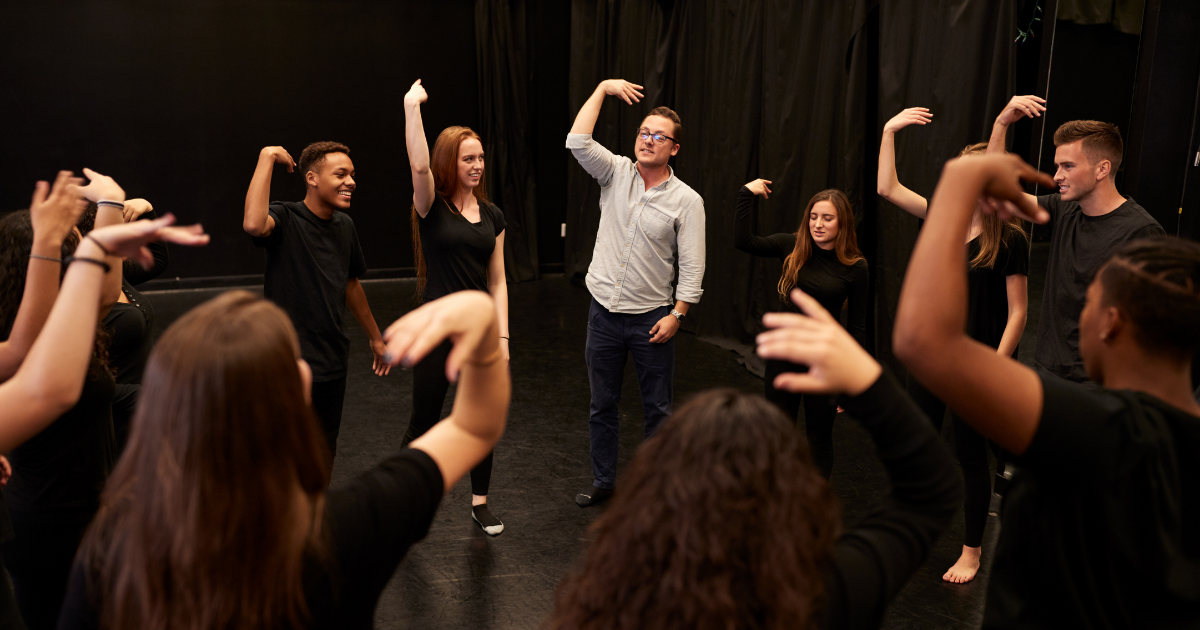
[260,146,296,173]
[29,171,87,246]
[122,198,154,223]
[78,168,126,203]
[85,214,209,268]
[756,290,881,396]
[600,79,644,105]
[995,95,1046,127]
[382,291,499,383]
[405,79,429,108]
[884,107,933,134]
[744,178,773,198]
[953,153,1054,223]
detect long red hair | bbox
[411,126,490,301]
[777,189,865,301]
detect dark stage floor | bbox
[144,245,1048,629]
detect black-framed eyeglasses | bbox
[637,128,677,145]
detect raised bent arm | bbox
[0,173,89,382]
[893,155,1052,455]
[877,108,932,219]
[244,147,294,237]
[79,169,127,318]
[570,80,643,135]
[384,291,510,493]
[404,80,436,218]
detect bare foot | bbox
[943,545,982,583]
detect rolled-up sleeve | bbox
[674,196,706,304]
[566,133,619,188]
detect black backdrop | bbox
[0,0,483,282]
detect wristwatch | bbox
[671,309,686,321]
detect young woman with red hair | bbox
[733,183,868,478]
[403,78,509,535]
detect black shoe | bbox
[472,504,505,536]
[575,485,613,507]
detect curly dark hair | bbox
[298,141,350,178]
[0,210,109,375]
[547,389,842,630]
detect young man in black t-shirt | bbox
[243,142,389,459]
[989,102,1165,382]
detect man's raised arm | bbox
[243,146,295,237]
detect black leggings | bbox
[403,341,494,496]
[906,375,995,548]
[311,376,348,458]
[764,359,838,478]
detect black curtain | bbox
[564,0,1020,373]
[876,0,1018,373]
[476,0,541,282]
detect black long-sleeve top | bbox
[821,373,961,629]
[734,187,869,348]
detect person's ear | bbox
[298,359,313,404]
[670,142,680,157]
[1099,305,1122,342]
[1096,159,1111,182]
[305,170,318,188]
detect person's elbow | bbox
[892,313,938,372]
[876,180,892,198]
[242,217,268,237]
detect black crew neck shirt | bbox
[983,373,1200,629]
[419,196,506,301]
[58,448,444,630]
[965,231,1029,350]
[253,201,368,381]
[4,365,116,514]
[1035,194,1164,382]
[733,187,869,348]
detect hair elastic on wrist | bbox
[29,254,62,263]
[64,256,111,273]
[96,200,125,210]
[84,234,112,256]
[499,336,509,340]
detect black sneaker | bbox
[575,485,613,507]
[472,504,504,536]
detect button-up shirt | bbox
[567,133,705,314]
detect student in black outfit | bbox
[0,168,133,630]
[243,142,390,461]
[895,152,1200,628]
[734,181,868,477]
[403,79,509,535]
[57,289,509,630]
[878,111,1030,583]
[987,101,1166,383]
[0,172,92,630]
[548,289,958,630]
[77,198,169,455]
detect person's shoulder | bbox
[668,176,703,205]
[1117,198,1164,230]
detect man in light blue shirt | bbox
[566,79,706,506]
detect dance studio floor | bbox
[146,245,1048,629]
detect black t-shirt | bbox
[818,373,959,629]
[983,374,1200,629]
[419,196,506,301]
[103,279,153,385]
[733,187,869,348]
[253,201,368,381]
[57,448,445,630]
[4,365,116,514]
[1035,195,1164,382]
[966,230,1029,350]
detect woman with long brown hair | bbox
[403,78,509,535]
[548,289,958,630]
[877,107,1030,584]
[734,184,868,477]
[58,289,509,630]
